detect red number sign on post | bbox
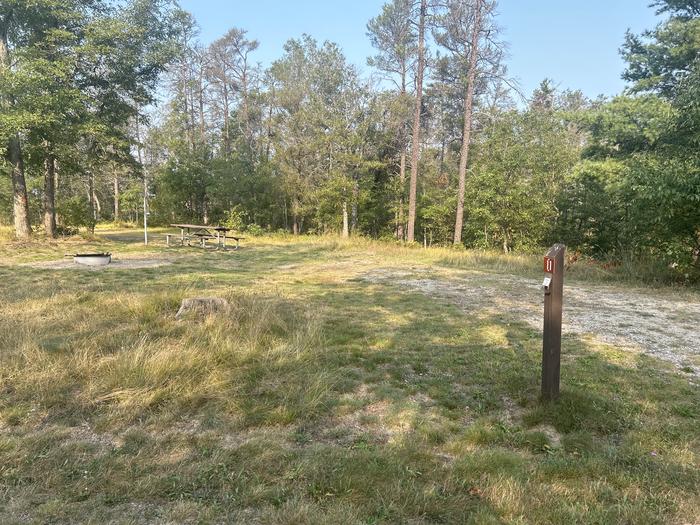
[544,256,555,274]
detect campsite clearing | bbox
[0,231,698,524]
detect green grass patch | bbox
[0,232,698,523]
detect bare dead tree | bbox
[207,28,259,157]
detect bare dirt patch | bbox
[308,384,441,447]
[363,268,700,377]
[22,257,174,270]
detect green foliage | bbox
[152,145,212,224]
[0,0,184,236]
[366,0,417,90]
[0,171,11,223]
[673,62,700,148]
[56,195,95,230]
[3,0,698,284]
[420,187,456,246]
[559,2,700,280]
[624,152,700,271]
[245,223,265,236]
[581,95,674,158]
[555,159,628,255]
[463,107,582,252]
[622,0,700,97]
[222,205,247,232]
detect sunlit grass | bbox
[0,230,698,523]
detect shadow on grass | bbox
[294,276,700,522]
[0,240,698,523]
[0,240,336,305]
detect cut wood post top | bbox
[546,243,566,258]
[544,244,566,275]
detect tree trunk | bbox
[7,136,32,239]
[113,175,120,221]
[396,69,409,240]
[501,228,512,253]
[183,71,194,151]
[439,134,446,182]
[44,152,57,237]
[292,197,300,235]
[397,148,407,240]
[189,67,197,149]
[143,176,148,245]
[93,191,101,222]
[342,201,349,238]
[266,85,275,161]
[406,0,426,243]
[241,68,252,148]
[1,25,31,239]
[88,172,96,233]
[351,179,359,233]
[198,64,205,141]
[223,83,231,157]
[54,159,60,225]
[453,0,482,246]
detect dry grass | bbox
[0,231,698,524]
[1,289,330,428]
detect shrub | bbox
[55,225,78,237]
[245,223,265,236]
[223,206,247,232]
[57,196,96,231]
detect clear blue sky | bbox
[178,0,661,99]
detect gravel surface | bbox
[22,257,173,270]
[363,268,700,377]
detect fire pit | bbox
[71,253,112,267]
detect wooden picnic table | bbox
[168,224,244,249]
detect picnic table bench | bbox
[168,224,244,250]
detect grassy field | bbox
[0,229,698,524]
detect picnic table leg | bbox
[180,228,185,246]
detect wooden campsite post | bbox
[541,243,565,401]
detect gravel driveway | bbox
[363,268,700,377]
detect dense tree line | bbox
[1,0,698,278]
[0,0,185,236]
